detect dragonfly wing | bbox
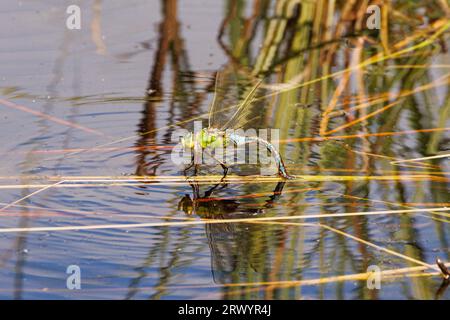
[208,66,240,130]
[220,79,263,131]
[208,71,223,128]
[208,65,264,131]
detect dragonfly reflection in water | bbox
[177,66,294,286]
[180,67,294,180]
[178,181,287,284]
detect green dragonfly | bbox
[181,67,293,180]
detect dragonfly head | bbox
[180,132,195,149]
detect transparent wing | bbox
[208,66,239,129]
[220,79,263,131]
[208,65,265,131]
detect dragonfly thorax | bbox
[181,128,227,149]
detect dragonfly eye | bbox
[181,133,194,148]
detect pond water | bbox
[0,0,449,299]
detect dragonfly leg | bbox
[183,150,195,176]
[184,145,202,177]
[184,153,200,191]
[185,178,201,201]
[204,149,228,182]
[184,161,194,176]
[220,163,228,182]
[273,181,286,195]
[204,183,222,197]
[184,151,202,177]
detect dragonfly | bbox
[181,67,294,180]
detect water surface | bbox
[0,0,449,299]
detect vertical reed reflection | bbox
[135,0,181,176]
[130,0,449,299]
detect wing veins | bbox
[220,79,263,130]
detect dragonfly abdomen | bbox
[239,135,293,179]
